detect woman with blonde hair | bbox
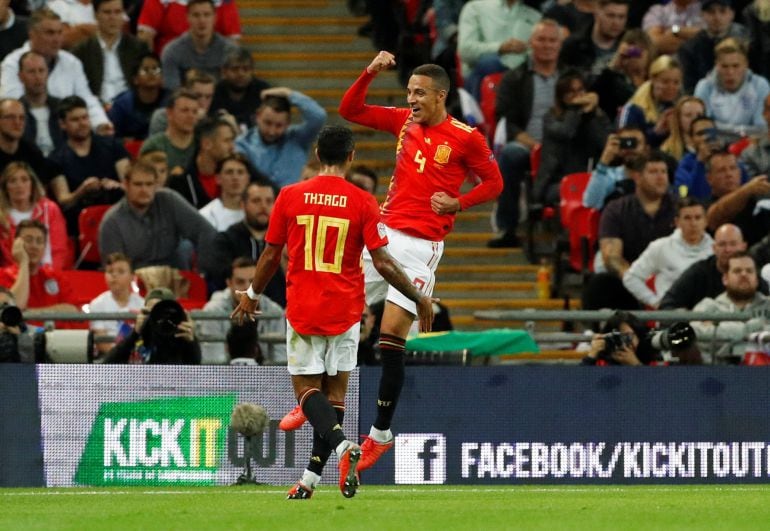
[618,54,683,148]
[660,95,707,161]
[0,162,69,269]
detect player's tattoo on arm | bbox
[370,247,424,304]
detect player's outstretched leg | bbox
[337,441,362,498]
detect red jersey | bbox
[137,0,241,53]
[0,265,73,308]
[339,70,503,241]
[266,175,387,336]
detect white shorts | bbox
[286,320,359,376]
[365,226,443,316]
[363,249,389,305]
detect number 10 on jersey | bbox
[296,214,350,274]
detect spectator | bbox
[0,8,112,133]
[137,0,240,54]
[198,153,252,231]
[590,28,654,122]
[488,18,563,248]
[583,152,676,310]
[48,95,128,236]
[147,70,214,137]
[0,219,77,311]
[582,125,647,209]
[47,0,96,49]
[197,256,285,364]
[140,88,199,175]
[71,0,150,105]
[740,94,770,176]
[200,180,286,305]
[695,37,770,137]
[87,252,144,356]
[674,114,748,199]
[558,0,629,80]
[581,310,661,365]
[98,160,217,269]
[0,0,28,62]
[705,150,770,244]
[0,162,68,269]
[103,286,201,364]
[457,0,541,100]
[236,87,326,189]
[137,148,168,186]
[160,0,238,91]
[659,223,768,309]
[545,0,596,36]
[0,99,63,186]
[743,0,770,81]
[691,252,766,363]
[18,50,64,155]
[107,52,169,140]
[642,0,704,54]
[210,47,270,131]
[167,115,235,209]
[660,95,707,160]
[678,0,749,94]
[623,197,713,308]
[532,69,611,208]
[345,163,378,195]
[618,55,683,148]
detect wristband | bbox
[245,284,260,301]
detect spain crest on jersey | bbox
[434,144,452,164]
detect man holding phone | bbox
[583,125,647,208]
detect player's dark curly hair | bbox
[316,126,355,166]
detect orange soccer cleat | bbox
[279,405,307,431]
[356,436,394,472]
[338,444,362,498]
[286,481,314,500]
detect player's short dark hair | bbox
[223,47,254,68]
[411,64,450,92]
[18,50,46,72]
[57,95,88,120]
[316,126,355,166]
[676,196,705,215]
[104,252,133,270]
[17,219,47,239]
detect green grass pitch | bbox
[3,485,770,530]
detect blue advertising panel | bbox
[0,365,44,487]
[359,366,770,484]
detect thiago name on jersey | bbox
[303,192,348,207]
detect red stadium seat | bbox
[179,270,207,302]
[123,139,144,160]
[58,270,108,308]
[77,205,112,266]
[728,137,751,157]
[558,172,592,230]
[479,72,503,138]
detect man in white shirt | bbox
[71,0,150,104]
[198,152,250,231]
[88,252,144,356]
[0,7,112,134]
[18,50,63,156]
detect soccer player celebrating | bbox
[338,51,503,471]
[231,125,435,499]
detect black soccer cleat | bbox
[286,482,314,500]
[338,445,361,498]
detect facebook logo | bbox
[394,433,446,484]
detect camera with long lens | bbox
[0,302,22,327]
[0,304,46,363]
[599,329,633,359]
[649,322,700,364]
[145,299,186,341]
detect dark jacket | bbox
[743,4,770,82]
[590,67,636,123]
[201,221,287,306]
[495,62,534,141]
[210,77,270,130]
[558,21,601,74]
[0,15,27,62]
[71,34,150,100]
[167,162,214,210]
[20,94,65,153]
[104,329,201,364]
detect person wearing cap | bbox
[678,0,749,93]
[103,285,200,364]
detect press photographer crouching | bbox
[104,288,201,364]
[0,287,46,363]
[582,311,662,366]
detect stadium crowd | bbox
[1,0,770,365]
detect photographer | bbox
[581,311,662,366]
[104,287,200,364]
[0,286,45,363]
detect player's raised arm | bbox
[339,52,399,128]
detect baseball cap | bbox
[702,0,732,10]
[145,287,176,302]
